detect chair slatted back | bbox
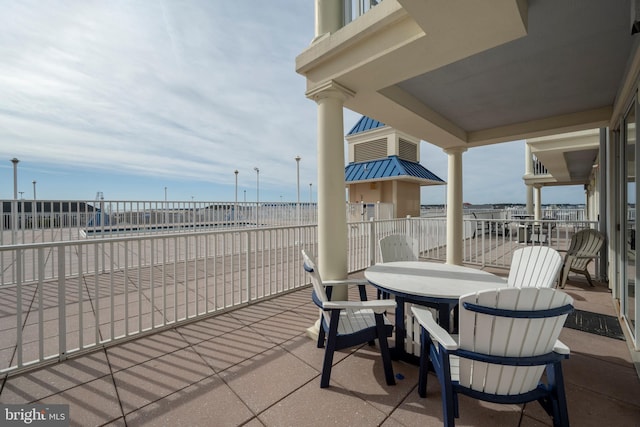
[508,246,563,288]
[567,229,605,270]
[302,250,331,325]
[379,234,420,355]
[379,234,418,262]
[457,287,573,395]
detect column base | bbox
[305,319,321,341]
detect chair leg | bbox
[357,285,368,301]
[583,270,595,287]
[438,345,456,427]
[418,328,429,398]
[320,313,340,388]
[375,314,396,386]
[546,362,570,427]
[317,317,326,348]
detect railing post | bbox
[369,218,376,266]
[405,214,412,238]
[58,247,67,361]
[15,248,23,367]
[246,231,252,303]
[481,219,485,266]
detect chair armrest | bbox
[323,299,396,314]
[572,255,597,260]
[553,339,570,355]
[411,306,458,350]
[323,279,369,287]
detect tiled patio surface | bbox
[0,267,638,427]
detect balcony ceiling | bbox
[397,0,631,137]
[298,0,637,150]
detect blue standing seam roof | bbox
[345,155,445,184]
[347,116,386,136]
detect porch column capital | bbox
[443,146,467,156]
[306,80,355,103]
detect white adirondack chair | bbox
[378,234,424,356]
[379,234,418,263]
[508,246,563,288]
[301,250,397,388]
[558,228,606,288]
[412,287,573,427]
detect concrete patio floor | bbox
[0,267,638,427]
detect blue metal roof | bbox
[345,156,445,185]
[347,116,386,136]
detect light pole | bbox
[11,158,19,244]
[234,170,239,227]
[32,180,37,230]
[295,155,301,224]
[254,167,259,226]
[309,182,313,203]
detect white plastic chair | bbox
[558,228,605,288]
[301,250,397,388]
[379,234,418,262]
[412,287,573,427]
[508,246,563,288]
[378,234,423,355]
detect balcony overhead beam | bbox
[298,0,529,94]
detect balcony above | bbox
[525,129,600,186]
[297,0,634,150]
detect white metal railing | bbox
[0,199,394,245]
[347,216,597,268]
[532,154,549,175]
[0,200,320,242]
[508,208,586,222]
[0,225,320,374]
[0,213,599,375]
[414,217,599,268]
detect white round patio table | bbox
[364,261,507,360]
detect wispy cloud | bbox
[0,1,316,193]
[0,2,585,203]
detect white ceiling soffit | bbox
[391,0,632,147]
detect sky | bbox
[0,1,586,205]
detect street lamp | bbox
[234,170,239,227]
[295,155,301,224]
[11,158,19,244]
[254,167,260,226]
[309,182,313,203]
